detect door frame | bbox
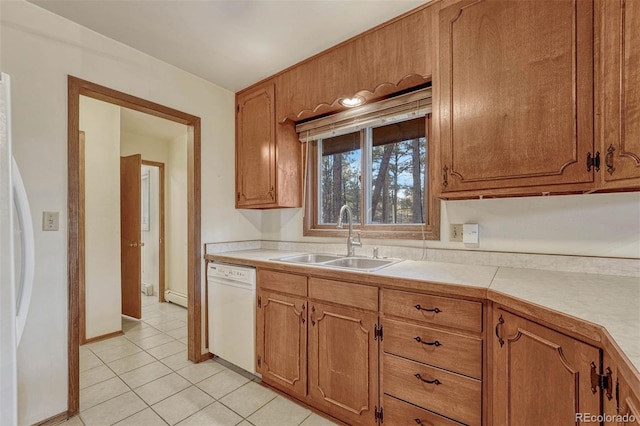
[141,160,166,303]
[67,76,202,416]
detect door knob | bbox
[139,242,144,247]
[129,242,138,247]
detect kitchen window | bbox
[298,88,440,240]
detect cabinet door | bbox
[492,308,601,425]
[601,0,640,187]
[256,290,307,399]
[308,302,378,425]
[439,0,594,194]
[236,82,276,207]
[617,371,640,426]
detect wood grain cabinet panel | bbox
[235,80,301,209]
[438,0,595,194]
[256,289,307,399]
[308,302,378,425]
[492,308,601,425]
[383,353,482,426]
[381,289,483,333]
[600,0,640,188]
[381,395,463,426]
[616,366,640,425]
[276,5,434,123]
[382,318,482,379]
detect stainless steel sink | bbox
[275,253,344,264]
[273,253,401,272]
[323,257,399,272]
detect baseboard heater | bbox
[164,290,188,308]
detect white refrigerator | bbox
[1,72,35,425]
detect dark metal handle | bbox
[414,304,441,314]
[442,165,448,187]
[606,145,616,175]
[414,373,441,385]
[414,419,423,425]
[414,336,441,347]
[495,314,505,347]
[311,305,316,326]
[300,304,306,324]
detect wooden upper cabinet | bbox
[600,0,640,188]
[438,0,595,196]
[492,308,601,425]
[276,4,434,123]
[236,80,301,209]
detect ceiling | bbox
[28,0,427,92]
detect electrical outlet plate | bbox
[450,224,463,242]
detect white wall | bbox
[80,96,122,339]
[141,164,159,295]
[262,191,640,259]
[0,2,262,423]
[166,132,188,295]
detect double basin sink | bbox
[273,253,401,272]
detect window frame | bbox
[303,113,440,240]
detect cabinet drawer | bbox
[309,278,378,311]
[258,270,307,297]
[383,354,481,426]
[383,318,482,379]
[382,395,463,426]
[381,289,482,333]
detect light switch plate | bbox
[463,223,479,246]
[43,211,59,231]
[450,224,463,242]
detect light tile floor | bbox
[62,294,337,426]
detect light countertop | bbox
[206,249,640,373]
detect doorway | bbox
[67,76,203,416]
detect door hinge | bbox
[257,296,262,308]
[237,192,241,201]
[374,406,383,423]
[616,377,620,412]
[591,362,613,399]
[374,324,383,341]
[587,151,601,172]
[257,355,261,368]
[236,105,240,113]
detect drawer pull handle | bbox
[414,336,441,347]
[414,304,441,313]
[414,420,424,425]
[495,314,505,347]
[414,373,441,385]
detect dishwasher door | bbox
[207,263,256,374]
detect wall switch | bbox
[43,211,59,231]
[450,224,463,242]
[463,223,479,246]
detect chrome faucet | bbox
[336,204,362,257]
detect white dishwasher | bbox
[207,262,257,374]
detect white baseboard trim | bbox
[164,290,187,308]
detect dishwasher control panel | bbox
[207,262,256,284]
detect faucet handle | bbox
[373,247,379,258]
[353,231,362,246]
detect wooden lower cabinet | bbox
[308,302,379,425]
[381,395,462,426]
[492,308,601,425]
[616,368,640,426]
[256,289,307,399]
